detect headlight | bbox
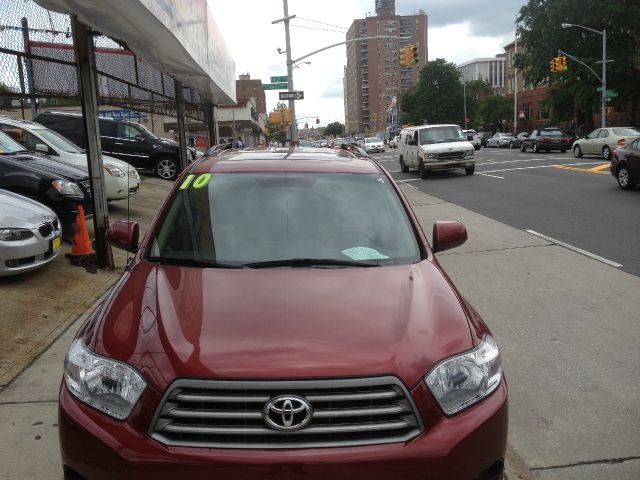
[104,165,126,178]
[425,335,502,415]
[427,153,437,159]
[64,339,146,420]
[52,179,83,197]
[0,228,34,241]
[466,150,474,156]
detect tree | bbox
[324,121,344,138]
[464,80,494,129]
[479,94,514,131]
[401,59,464,126]
[515,0,640,132]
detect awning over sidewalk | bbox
[33,0,235,104]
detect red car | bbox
[59,148,508,480]
[610,136,640,190]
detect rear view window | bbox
[150,173,421,265]
[612,127,640,136]
[541,130,563,136]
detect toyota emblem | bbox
[263,395,313,431]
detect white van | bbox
[398,124,475,178]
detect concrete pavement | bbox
[0,179,638,479]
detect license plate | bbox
[52,236,61,251]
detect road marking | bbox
[396,178,421,183]
[477,158,599,166]
[478,173,505,179]
[554,163,610,175]
[479,162,603,174]
[525,230,623,268]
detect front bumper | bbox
[0,224,62,276]
[424,159,475,170]
[59,378,507,480]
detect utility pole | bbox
[513,33,518,134]
[273,1,297,143]
[21,18,37,119]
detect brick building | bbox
[344,0,427,135]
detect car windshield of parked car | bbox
[33,127,84,153]
[365,137,380,144]
[0,131,27,153]
[612,127,640,136]
[149,172,421,266]
[540,130,563,136]
[419,126,464,144]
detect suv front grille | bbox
[435,150,466,160]
[149,377,423,449]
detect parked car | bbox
[486,132,515,148]
[462,129,481,150]
[364,136,385,153]
[389,135,400,148]
[509,132,529,149]
[520,128,572,153]
[0,131,90,231]
[478,131,493,147]
[398,124,475,178]
[0,189,62,276]
[0,116,140,201]
[561,128,576,145]
[610,136,640,190]
[298,139,313,147]
[35,111,200,180]
[59,147,507,479]
[572,126,640,160]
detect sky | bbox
[208,0,527,128]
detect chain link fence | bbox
[0,0,212,145]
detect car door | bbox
[595,129,610,156]
[106,122,152,169]
[627,138,640,180]
[582,129,600,154]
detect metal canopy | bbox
[33,0,236,104]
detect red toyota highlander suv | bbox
[59,148,508,479]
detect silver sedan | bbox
[487,132,516,148]
[0,190,62,276]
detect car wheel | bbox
[465,165,475,175]
[573,145,583,158]
[533,142,539,153]
[399,156,409,173]
[474,145,481,151]
[418,160,429,179]
[617,165,633,190]
[155,157,179,180]
[602,145,611,160]
[520,144,526,152]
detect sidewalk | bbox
[0,183,638,479]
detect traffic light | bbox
[411,45,418,65]
[399,46,409,66]
[557,55,568,71]
[549,57,557,72]
[315,117,320,124]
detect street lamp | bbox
[561,23,607,128]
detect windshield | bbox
[365,137,380,144]
[134,122,158,140]
[612,127,640,136]
[541,130,563,136]
[32,127,84,153]
[150,172,420,266]
[0,131,27,153]
[419,126,464,145]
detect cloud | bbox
[320,82,344,98]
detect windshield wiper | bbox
[148,256,245,269]
[0,151,21,155]
[244,258,382,269]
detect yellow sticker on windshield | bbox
[179,173,211,190]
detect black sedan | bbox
[0,131,91,231]
[520,128,572,153]
[610,136,640,190]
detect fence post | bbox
[21,17,38,119]
[72,17,114,270]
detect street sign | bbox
[270,76,288,83]
[606,90,618,97]
[263,83,288,90]
[279,91,304,100]
[596,87,603,92]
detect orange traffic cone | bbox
[66,205,96,272]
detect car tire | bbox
[617,165,633,190]
[520,144,526,152]
[533,143,539,153]
[418,160,429,179]
[399,156,409,173]
[573,145,583,158]
[465,165,475,175]
[155,157,179,180]
[602,145,611,160]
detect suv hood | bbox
[94,261,474,392]
[2,152,88,180]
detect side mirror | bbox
[35,143,49,153]
[134,134,146,143]
[432,221,467,253]
[106,220,139,252]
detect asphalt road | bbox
[373,147,640,277]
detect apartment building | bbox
[345,0,427,135]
